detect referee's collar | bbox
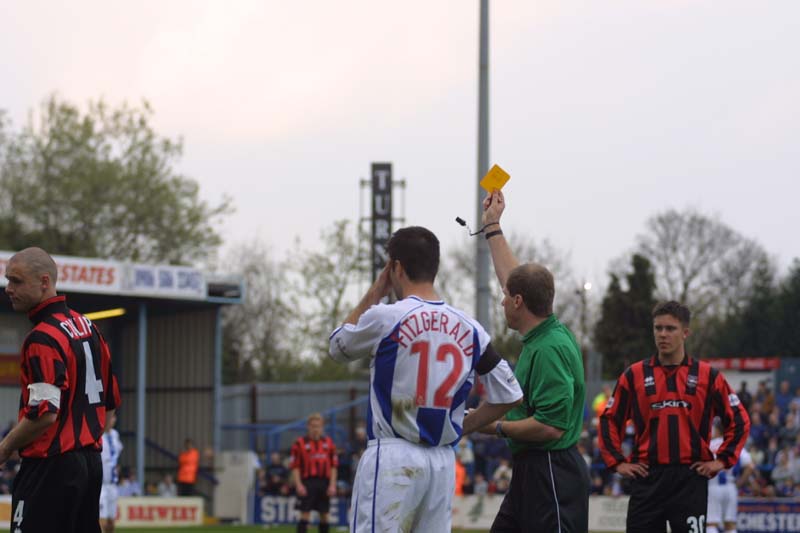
[28,295,68,324]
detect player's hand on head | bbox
[376,262,393,297]
[481,190,505,226]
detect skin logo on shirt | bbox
[606,397,615,409]
[729,393,741,407]
[644,376,655,387]
[650,400,691,410]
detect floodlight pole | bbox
[476,0,491,331]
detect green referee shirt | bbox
[505,314,586,454]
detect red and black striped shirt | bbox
[19,296,121,458]
[290,435,338,480]
[599,355,749,469]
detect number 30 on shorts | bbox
[686,514,705,533]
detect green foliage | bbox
[284,220,370,381]
[0,95,231,264]
[221,242,299,384]
[774,260,800,354]
[705,258,800,357]
[594,254,658,378]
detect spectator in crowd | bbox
[592,385,612,418]
[780,416,800,449]
[788,403,800,428]
[158,474,178,497]
[177,438,200,496]
[455,458,466,496]
[776,380,794,420]
[264,452,289,495]
[750,412,768,449]
[474,473,489,496]
[590,473,605,495]
[457,438,475,479]
[771,452,795,496]
[145,482,159,496]
[738,381,753,412]
[492,458,512,494]
[118,467,142,497]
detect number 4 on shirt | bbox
[82,341,104,405]
[411,341,463,408]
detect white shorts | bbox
[350,438,455,533]
[99,483,119,520]
[707,483,737,524]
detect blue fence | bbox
[221,395,369,457]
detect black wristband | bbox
[485,229,503,240]
[495,421,508,438]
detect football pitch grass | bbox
[115,525,616,533]
[118,527,477,533]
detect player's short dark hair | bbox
[388,226,439,282]
[652,301,691,326]
[506,263,554,316]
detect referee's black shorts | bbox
[296,477,331,514]
[491,446,590,533]
[626,464,708,533]
[11,446,102,533]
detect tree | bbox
[703,256,779,357]
[220,242,299,384]
[635,208,771,352]
[284,220,370,380]
[594,254,658,377]
[438,233,582,363]
[773,260,800,355]
[0,96,231,264]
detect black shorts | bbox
[491,446,590,533]
[626,464,708,533]
[11,447,102,533]
[297,477,331,514]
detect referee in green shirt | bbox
[465,188,590,533]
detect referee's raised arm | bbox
[481,189,518,288]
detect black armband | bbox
[476,342,502,376]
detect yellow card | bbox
[480,164,510,193]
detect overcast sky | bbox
[2,1,798,294]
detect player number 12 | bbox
[411,341,463,408]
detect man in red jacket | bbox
[599,301,750,533]
[177,438,200,496]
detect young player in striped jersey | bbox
[100,411,123,533]
[599,301,750,533]
[290,413,338,533]
[329,226,523,533]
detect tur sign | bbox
[371,162,392,281]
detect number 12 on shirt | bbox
[411,341,464,408]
